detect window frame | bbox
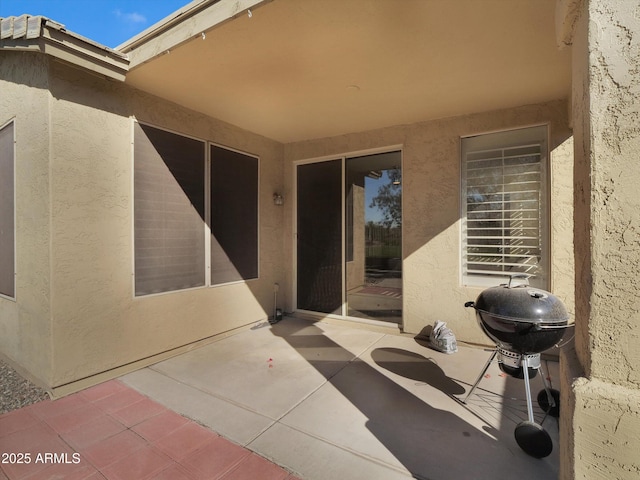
[132,121,260,297]
[460,124,550,289]
[0,118,16,301]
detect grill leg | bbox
[515,354,553,458]
[539,366,556,409]
[462,348,498,404]
[521,355,535,423]
[536,364,560,418]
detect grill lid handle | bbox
[507,274,531,288]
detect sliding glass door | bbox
[296,151,402,324]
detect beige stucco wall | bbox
[1,56,285,392]
[561,1,640,478]
[0,52,53,387]
[284,99,574,344]
[550,134,575,321]
[2,50,575,397]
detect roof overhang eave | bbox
[118,0,270,71]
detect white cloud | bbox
[113,9,147,24]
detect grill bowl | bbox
[466,282,570,354]
[474,310,567,353]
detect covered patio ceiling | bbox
[121,0,571,144]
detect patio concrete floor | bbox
[121,316,561,480]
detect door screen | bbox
[296,160,342,314]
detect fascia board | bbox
[120,0,268,71]
[41,25,129,80]
[0,20,129,81]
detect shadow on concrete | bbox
[371,347,465,396]
[270,319,556,480]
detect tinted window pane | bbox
[134,123,205,295]
[0,121,14,298]
[210,145,258,285]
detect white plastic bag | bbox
[429,320,458,354]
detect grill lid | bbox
[473,284,570,324]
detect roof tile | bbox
[0,15,44,40]
[0,17,15,39]
[26,15,43,40]
[11,14,27,39]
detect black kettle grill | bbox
[463,275,572,458]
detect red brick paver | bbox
[0,380,299,480]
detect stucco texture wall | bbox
[44,60,284,391]
[562,1,640,478]
[3,51,574,395]
[0,52,53,386]
[284,99,574,345]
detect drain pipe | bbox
[270,283,282,324]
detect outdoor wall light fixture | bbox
[392,166,401,185]
[273,193,284,206]
[247,9,253,18]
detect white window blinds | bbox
[461,126,548,288]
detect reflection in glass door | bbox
[345,152,402,323]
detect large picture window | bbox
[134,123,259,296]
[0,120,15,299]
[461,125,549,288]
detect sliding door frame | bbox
[293,145,404,326]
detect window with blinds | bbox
[461,125,548,288]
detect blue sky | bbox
[0,0,189,48]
